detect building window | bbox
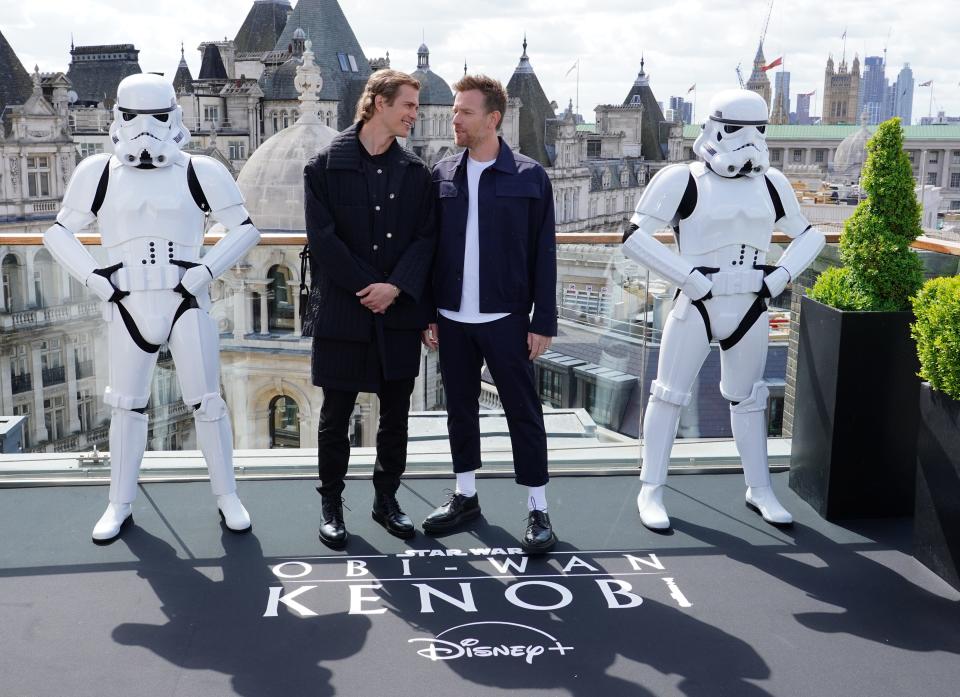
[40,338,65,385]
[602,170,612,189]
[907,151,917,164]
[228,141,246,160]
[12,403,31,449]
[337,53,350,71]
[203,105,219,124]
[929,151,940,164]
[272,113,279,133]
[815,149,825,163]
[267,265,295,333]
[792,149,803,163]
[269,395,301,448]
[282,111,289,129]
[538,368,564,408]
[78,389,97,431]
[952,150,960,164]
[27,156,51,198]
[951,172,960,189]
[951,200,960,210]
[927,172,938,186]
[587,140,601,158]
[43,394,67,442]
[78,142,103,160]
[2,254,22,312]
[770,149,782,163]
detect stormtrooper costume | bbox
[43,74,260,542]
[622,89,824,530]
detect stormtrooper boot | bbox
[731,399,792,526]
[93,408,149,542]
[638,397,683,530]
[194,399,251,532]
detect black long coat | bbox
[304,123,435,392]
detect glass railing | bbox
[2,226,958,483]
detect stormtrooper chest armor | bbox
[676,163,776,257]
[97,160,207,265]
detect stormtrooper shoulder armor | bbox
[764,167,808,236]
[631,164,696,226]
[61,153,113,217]
[189,155,245,214]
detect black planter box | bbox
[914,383,960,590]
[789,296,920,519]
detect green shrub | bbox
[810,117,924,311]
[911,275,960,400]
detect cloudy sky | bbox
[2,0,958,122]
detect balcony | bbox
[11,373,31,394]
[0,230,958,696]
[41,365,65,386]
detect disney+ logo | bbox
[409,621,573,665]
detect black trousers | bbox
[438,313,549,487]
[316,377,415,497]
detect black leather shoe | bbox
[319,496,348,549]
[422,491,481,533]
[521,509,557,554]
[372,492,416,539]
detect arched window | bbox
[602,170,612,189]
[33,248,60,309]
[2,254,24,313]
[282,111,289,129]
[269,395,300,448]
[251,291,261,333]
[272,112,279,134]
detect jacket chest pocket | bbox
[494,180,539,234]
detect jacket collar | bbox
[453,137,518,176]
[326,121,414,171]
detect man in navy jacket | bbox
[421,75,558,553]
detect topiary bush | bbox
[809,117,924,311]
[911,275,960,400]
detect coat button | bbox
[374,205,381,211]
[386,233,392,238]
[373,244,379,251]
[389,193,395,199]
[377,168,383,174]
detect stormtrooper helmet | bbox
[109,73,190,168]
[693,89,770,178]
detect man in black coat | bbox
[303,70,435,549]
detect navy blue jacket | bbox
[431,139,557,336]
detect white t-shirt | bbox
[439,157,510,324]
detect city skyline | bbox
[1,0,957,123]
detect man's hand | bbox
[527,332,552,361]
[85,273,116,302]
[180,264,214,297]
[357,283,400,314]
[421,322,439,349]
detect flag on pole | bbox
[687,84,696,93]
[919,80,932,87]
[565,60,579,77]
[761,56,783,72]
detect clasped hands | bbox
[357,282,400,314]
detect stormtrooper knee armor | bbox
[623,89,825,531]
[44,74,260,542]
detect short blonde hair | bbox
[355,69,421,123]
[453,74,507,129]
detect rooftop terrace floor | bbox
[1,473,958,697]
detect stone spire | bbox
[294,39,323,124]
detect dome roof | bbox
[833,124,872,172]
[237,117,338,231]
[412,68,453,106]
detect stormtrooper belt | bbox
[704,269,765,296]
[113,264,183,292]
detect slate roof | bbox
[0,29,33,115]
[505,38,556,167]
[172,48,193,94]
[621,58,666,161]
[266,0,371,129]
[198,44,228,81]
[586,160,645,192]
[66,44,141,107]
[234,0,292,54]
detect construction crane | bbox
[736,63,745,88]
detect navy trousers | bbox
[438,313,549,487]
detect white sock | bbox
[456,472,477,497]
[527,485,548,511]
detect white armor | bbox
[623,89,825,530]
[43,74,259,542]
